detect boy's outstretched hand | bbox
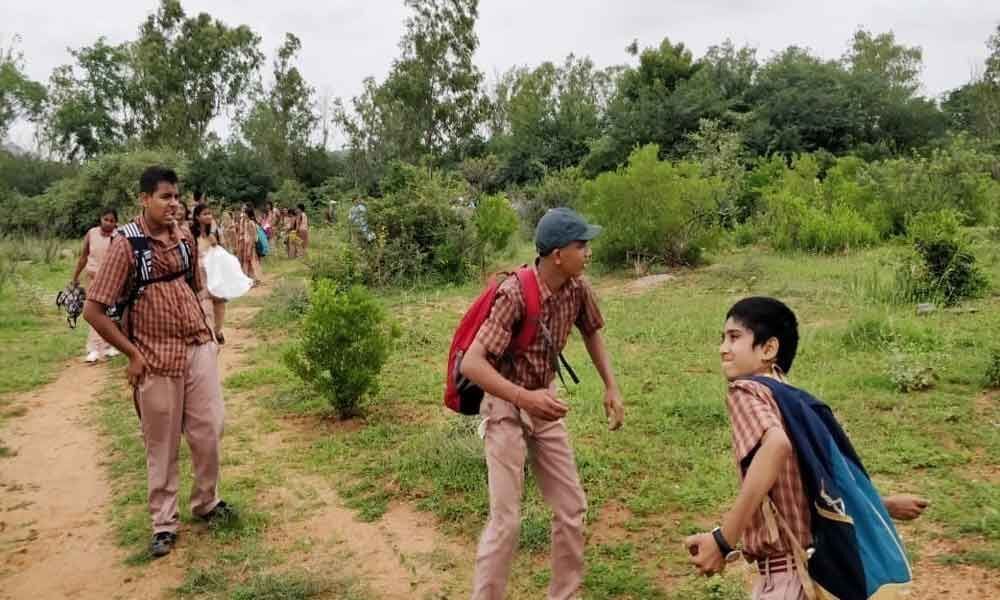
[883,494,930,521]
[684,532,725,576]
[604,387,624,430]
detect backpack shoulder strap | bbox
[512,266,540,351]
[118,223,153,283]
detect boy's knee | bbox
[552,487,587,527]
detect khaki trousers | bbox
[135,342,224,534]
[752,568,806,600]
[471,394,587,600]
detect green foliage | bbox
[886,350,936,393]
[906,210,989,305]
[13,148,188,236]
[307,243,368,289]
[519,166,585,228]
[361,165,477,284]
[985,350,1000,389]
[473,193,518,255]
[0,150,77,197]
[187,143,275,205]
[276,179,308,209]
[240,33,316,180]
[45,0,264,158]
[284,281,396,419]
[0,36,47,140]
[581,144,723,267]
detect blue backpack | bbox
[747,376,911,600]
[255,224,269,257]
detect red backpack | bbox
[444,266,578,415]
[444,267,541,414]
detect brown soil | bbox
[0,360,183,599]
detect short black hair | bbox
[725,297,799,374]
[297,203,306,211]
[139,166,178,195]
[100,207,118,220]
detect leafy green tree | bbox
[240,33,316,179]
[336,0,488,186]
[844,29,923,95]
[0,36,47,142]
[45,0,263,157]
[187,142,275,204]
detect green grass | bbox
[246,229,1000,598]
[0,239,85,400]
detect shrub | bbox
[581,144,724,267]
[284,282,397,419]
[473,193,519,257]
[362,165,477,284]
[906,210,988,306]
[29,147,188,237]
[520,167,585,228]
[985,350,1000,389]
[307,243,368,289]
[886,350,936,393]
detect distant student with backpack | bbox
[685,297,928,599]
[457,207,625,600]
[69,207,121,363]
[83,166,234,559]
[235,204,261,284]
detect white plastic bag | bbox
[203,246,253,300]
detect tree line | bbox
[1,0,999,204]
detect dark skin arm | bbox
[685,426,791,576]
[82,300,147,386]
[460,339,569,420]
[582,330,624,430]
[70,235,91,286]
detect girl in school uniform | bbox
[69,208,120,362]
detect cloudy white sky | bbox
[3,0,997,149]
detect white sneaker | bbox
[85,351,100,363]
[104,348,120,358]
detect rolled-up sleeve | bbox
[575,279,605,337]
[87,236,132,307]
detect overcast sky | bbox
[3,0,997,149]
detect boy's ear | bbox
[762,336,780,362]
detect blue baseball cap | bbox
[534,207,602,255]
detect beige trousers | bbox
[471,394,587,600]
[752,568,806,600]
[135,342,224,534]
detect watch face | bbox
[725,549,743,563]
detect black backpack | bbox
[106,222,195,338]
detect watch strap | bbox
[712,526,734,556]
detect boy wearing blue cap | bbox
[460,207,625,600]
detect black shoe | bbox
[150,531,177,558]
[199,500,237,524]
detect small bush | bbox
[907,210,988,306]
[581,144,723,267]
[520,167,585,228]
[474,193,519,257]
[887,351,936,393]
[283,281,397,419]
[307,243,368,289]
[985,350,1000,389]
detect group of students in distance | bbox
[77,166,928,599]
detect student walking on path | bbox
[295,203,309,257]
[70,207,120,363]
[460,207,625,600]
[234,205,261,284]
[191,203,227,344]
[83,166,234,559]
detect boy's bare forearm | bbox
[720,427,791,545]
[83,300,140,359]
[460,340,524,407]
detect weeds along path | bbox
[219,278,472,598]
[0,355,180,598]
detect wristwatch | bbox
[712,527,742,562]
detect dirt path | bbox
[0,359,181,599]
[0,279,469,599]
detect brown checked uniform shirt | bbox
[88,216,213,378]
[474,266,605,391]
[726,379,812,560]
